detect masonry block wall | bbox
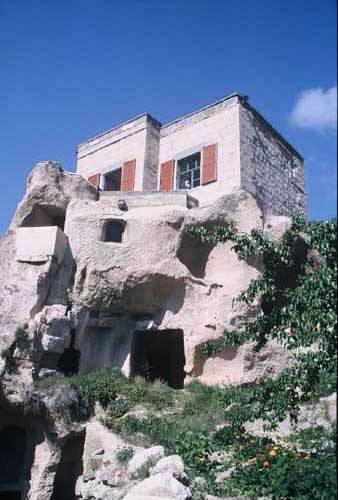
[159,95,241,205]
[239,103,307,216]
[76,93,307,216]
[77,114,161,192]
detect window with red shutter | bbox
[202,144,217,185]
[87,173,101,189]
[121,159,136,192]
[160,160,175,191]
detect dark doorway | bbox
[57,330,80,376]
[104,168,122,191]
[0,493,21,500]
[0,426,26,499]
[51,433,85,500]
[131,329,185,389]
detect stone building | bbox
[77,93,307,216]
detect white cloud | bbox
[290,85,337,131]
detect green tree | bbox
[187,214,337,425]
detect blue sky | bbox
[0,0,336,235]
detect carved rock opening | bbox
[21,204,66,231]
[130,329,185,389]
[57,330,80,376]
[0,426,26,499]
[51,432,85,500]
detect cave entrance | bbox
[56,330,80,376]
[21,204,66,231]
[0,426,27,500]
[51,433,85,500]
[131,329,185,389]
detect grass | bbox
[35,369,337,499]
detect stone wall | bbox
[159,95,241,205]
[76,114,161,192]
[239,103,307,216]
[143,118,161,190]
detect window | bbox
[103,168,122,191]
[102,220,125,243]
[177,152,201,190]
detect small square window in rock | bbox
[102,220,126,243]
[177,152,201,190]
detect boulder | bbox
[244,393,337,438]
[127,446,165,478]
[123,471,192,500]
[77,477,116,500]
[263,215,292,241]
[150,455,188,485]
[82,421,139,482]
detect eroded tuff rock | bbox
[0,161,299,499]
[0,160,289,387]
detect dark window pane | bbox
[179,172,191,189]
[104,221,124,242]
[177,152,200,190]
[104,168,122,191]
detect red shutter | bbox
[160,160,175,191]
[121,159,136,192]
[87,173,101,189]
[202,144,217,185]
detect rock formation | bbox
[0,161,299,499]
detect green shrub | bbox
[115,446,134,465]
[222,442,336,499]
